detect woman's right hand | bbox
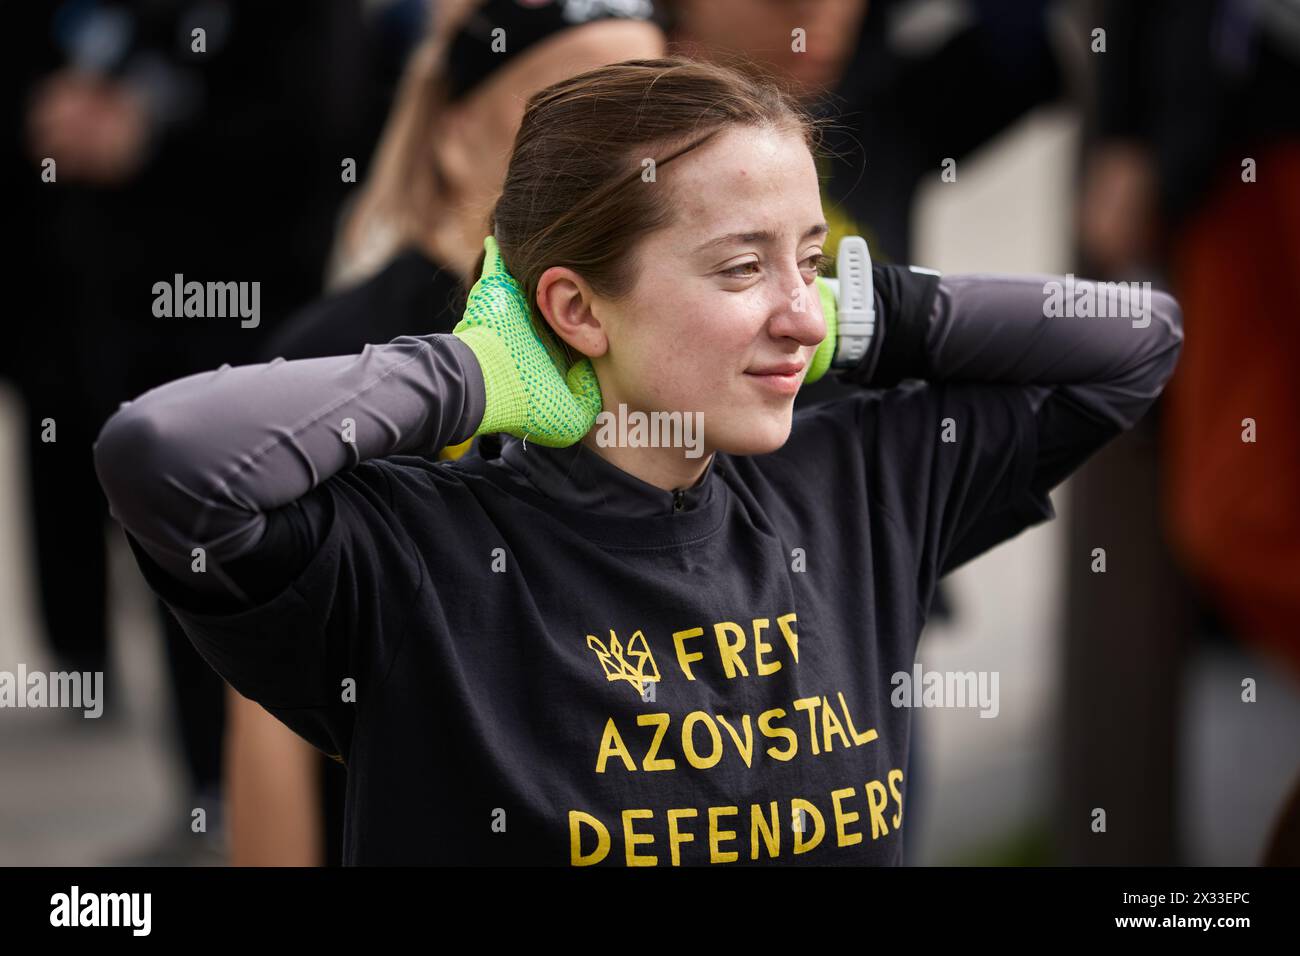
[453,236,603,447]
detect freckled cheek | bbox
[621,345,716,412]
[620,298,752,409]
[642,364,704,411]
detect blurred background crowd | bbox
[2,0,1298,866]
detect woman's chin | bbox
[710,414,793,456]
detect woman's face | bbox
[587,123,829,457]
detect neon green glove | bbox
[452,236,603,447]
[803,275,839,385]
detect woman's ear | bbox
[535,265,609,360]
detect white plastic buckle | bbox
[830,235,875,368]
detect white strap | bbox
[831,235,876,368]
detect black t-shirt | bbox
[126,378,1050,866]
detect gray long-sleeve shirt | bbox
[92,266,1182,865]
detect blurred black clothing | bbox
[815,0,1065,264]
[36,0,393,419]
[262,248,465,362]
[1091,0,1300,231]
[8,0,401,845]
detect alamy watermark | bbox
[1043,274,1151,328]
[50,886,150,936]
[890,664,999,718]
[152,274,260,328]
[0,664,103,718]
[593,402,704,459]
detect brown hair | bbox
[476,55,830,360]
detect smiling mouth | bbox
[744,366,805,395]
[745,361,806,376]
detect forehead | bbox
[660,125,821,238]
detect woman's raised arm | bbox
[94,233,603,613]
[848,265,1184,433]
[831,264,1183,578]
[92,333,486,605]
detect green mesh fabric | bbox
[453,237,603,447]
[803,275,839,384]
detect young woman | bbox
[94,57,1182,865]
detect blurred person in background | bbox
[1069,0,1300,864]
[15,0,396,863]
[233,0,670,866]
[1090,0,1300,682]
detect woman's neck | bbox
[578,430,714,493]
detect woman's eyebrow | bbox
[693,222,829,253]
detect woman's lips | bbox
[744,366,804,396]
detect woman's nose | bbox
[767,271,827,347]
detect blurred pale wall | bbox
[909,104,1077,865]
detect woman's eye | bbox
[723,253,830,280]
[722,261,760,279]
[806,253,832,276]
